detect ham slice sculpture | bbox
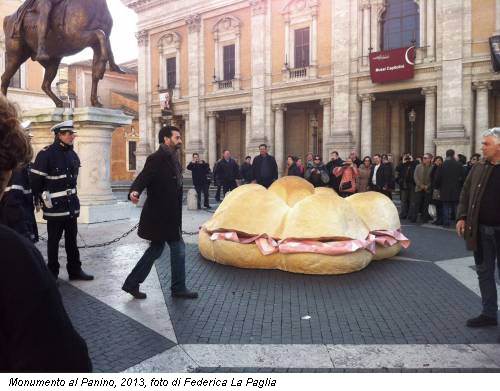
[199,176,410,275]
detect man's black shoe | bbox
[466,314,498,328]
[205,205,211,209]
[122,286,147,299]
[68,270,94,281]
[171,290,198,299]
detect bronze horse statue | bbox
[1,0,124,108]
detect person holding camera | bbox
[187,153,211,210]
[396,154,417,220]
[30,120,93,282]
[333,158,359,197]
[305,155,330,188]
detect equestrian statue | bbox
[1,0,125,108]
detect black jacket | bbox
[216,158,240,184]
[325,158,344,190]
[130,146,182,242]
[187,161,210,187]
[0,165,38,242]
[0,225,92,372]
[369,163,395,190]
[30,142,80,221]
[287,163,303,177]
[251,154,278,185]
[240,162,253,183]
[435,158,465,202]
[396,161,417,191]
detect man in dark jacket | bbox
[325,151,344,191]
[187,153,211,209]
[123,126,198,300]
[369,154,394,198]
[240,156,253,184]
[0,95,92,372]
[30,121,93,282]
[396,154,416,219]
[305,155,330,187]
[251,144,278,188]
[436,149,465,228]
[213,159,222,202]
[216,150,239,196]
[457,129,500,333]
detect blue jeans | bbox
[123,238,186,293]
[442,202,457,226]
[473,225,500,319]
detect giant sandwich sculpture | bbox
[199,176,410,275]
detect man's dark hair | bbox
[313,155,321,161]
[259,144,267,149]
[457,154,467,165]
[192,153,199,157]
[158,125,180,144]
[373,153,381,159]
[245,156,251,160]
[471,153,481,160]
[445,149,455,158]
[331,151,339,156]
[223,149,230,154]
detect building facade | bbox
[123,0,500,175]
[1,0,56,110]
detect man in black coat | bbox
[122,126,198,300]
[187,153,211,209]
[240,156,253,184]
[251,144,278,188]
[435,149,465,228]
[369,154,395,199]
[215,150,239,196]
[0,95,91,372]
[396,154,417,219]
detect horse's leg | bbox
[106,39,125,74]
[90,45,106,108]
[40,58,64,108]
[1,50,30,96]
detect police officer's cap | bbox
[51,120,76,134]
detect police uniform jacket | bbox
[30,141,80,221]
[0,165,38,242]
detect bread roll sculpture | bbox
[199,176,409,275]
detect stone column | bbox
[207,111,218,169]
[360,94,375,158]
[496,0,500,35]
[272,104,286,176]
[361,1,371,66]
[310,1,319,78]
[186,14,203,153]
[243,107,252,155]
[320,99,331,160]
[134,30,151,175]
[422,86,437,154]
[389,101,401,159]
[473,81,492,153]
[249,0,267,152]
[175,45,181,96]
[426,0,435,60]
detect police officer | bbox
[30,120,93,281]
[0,121,39,242]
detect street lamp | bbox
[408,108,416,155]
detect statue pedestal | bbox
[23,107,134,224]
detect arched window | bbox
[381,0,419,50]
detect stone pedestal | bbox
[23,107,133,224]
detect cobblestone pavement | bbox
[33,205,500,372]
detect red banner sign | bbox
[369,46,415,83]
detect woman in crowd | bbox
[285,155,302,177]
[430,156,444,225]
[296,158,305,176]
[357,156,372,193]
[305,152,314,169]
[333,157,359,197]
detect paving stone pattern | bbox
[60,283,175,372]
[156,244,498,345]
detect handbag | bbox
[340,181,352,191]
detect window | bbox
[381,0,419,50]
[128,140,137,171]
[294,27,310,68]
[166,57,176,89]
[8,66,21,89]
[223,44,235,81]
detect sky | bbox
[63,0,138,65]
